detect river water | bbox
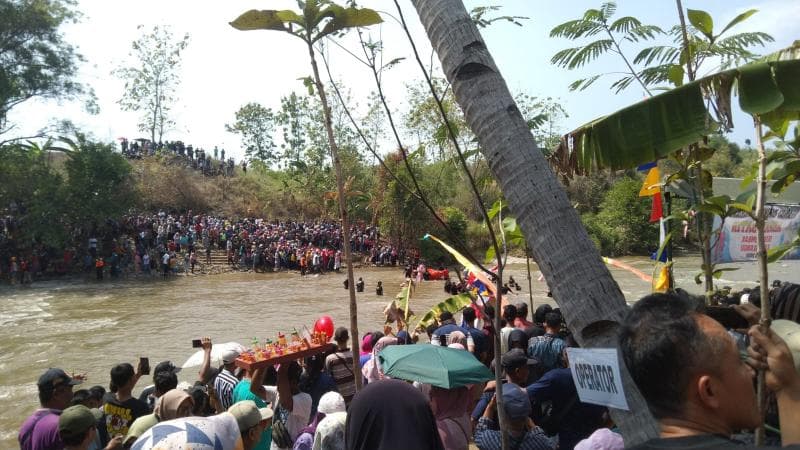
[1,256,798,446]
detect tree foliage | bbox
[225,102,278,164]
[114,25,190,144]
[0,0,93,136]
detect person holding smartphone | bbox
[102,362,148,441]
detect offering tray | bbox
[235,343,335,371]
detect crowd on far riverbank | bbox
[0,212,409,285]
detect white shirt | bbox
[263,386,312,450]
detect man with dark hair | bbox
[462,307,488,361]
[325,327,356,405]
[102,363,148,438]
[137,361,181,412]
[431,311,468,347]
[514,302,534,330]
[229,401,273,450]
[250,361,312,450]
[527,312,566,373]
[621,293,800,449]
[19,368,82,450]
[499,304,518,354]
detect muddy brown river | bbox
[1,256,798,446]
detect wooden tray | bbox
[234,343,335,371]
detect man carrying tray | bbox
[250,361,312,450]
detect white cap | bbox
[221,349,240,364]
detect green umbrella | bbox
[379,344,493,389]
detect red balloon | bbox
[314,316,335,340]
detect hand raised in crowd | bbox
[201,336,212,351]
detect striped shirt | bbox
[324,350,356,404]
[214,368,239,411]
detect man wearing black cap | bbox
[19,368,82,450]
[470,349,537,430]
[474,383,552,449]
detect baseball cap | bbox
[228,401,273,431]
[154,360,182,375]
[772,320,800,372]
[59,405,102,438]
[501,349,536,370]
[502,383,532,420]
[221,349,240,364]
[37,368,82,391]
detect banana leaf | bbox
[551,58,800,177]
[413,293,473,332]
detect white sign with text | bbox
[567,348,629,410]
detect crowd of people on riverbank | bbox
[0,212,409,284]
[19,286,800,450]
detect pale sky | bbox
[6,0,799,161]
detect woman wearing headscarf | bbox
[361,336,397,384]
[430,386,472,450]
[313,392,347,450]
[346,380,444,450]
[124,389,194,447]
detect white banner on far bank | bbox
[566,348,629,411]
[711,204,800,263]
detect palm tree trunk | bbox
[410,0,659,443]
[306,40,362,390]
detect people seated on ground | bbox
[229,400,274,450]
[20,368,82,450]
[214,348,241,412]
[527,335,607,450]
[355,278,365,293]
[299,354,338,418]
[474,383,553,450]
[250,361,313,450]
[137,361,181,412]
[313,392,347,450]
[58,405,104,450]
[324,327,356,405]
[431,312,469,347]
[620,292,800,449]
[346,379,444,450]
[102,363,148,439]
[514,302,534,330]
[527,312,566,373]
[124,388,194,448]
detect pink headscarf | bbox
[362,336,397,383]
[430,386,471,450]
[360,334,373,357]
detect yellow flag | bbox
[639,167,661,197]
[653,265,670,293]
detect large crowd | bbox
[17,281,800,450]
[119,140,244,177]
[1,212,407,284]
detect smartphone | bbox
[139,357,150,375]
[192,339,202,348]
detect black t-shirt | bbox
[628,433,800,449]
[102,393,149,437]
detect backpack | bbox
[271,405,294,448]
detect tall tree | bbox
[231,1,382,391]
[114,25,189,144]
[0,0,93,139]
[410,0,659,444]
[225,102,278,164]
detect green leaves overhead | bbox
[551,59,800,177]
[687,9,714,40]
[414,293,473,332]
[230,2,382,43]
